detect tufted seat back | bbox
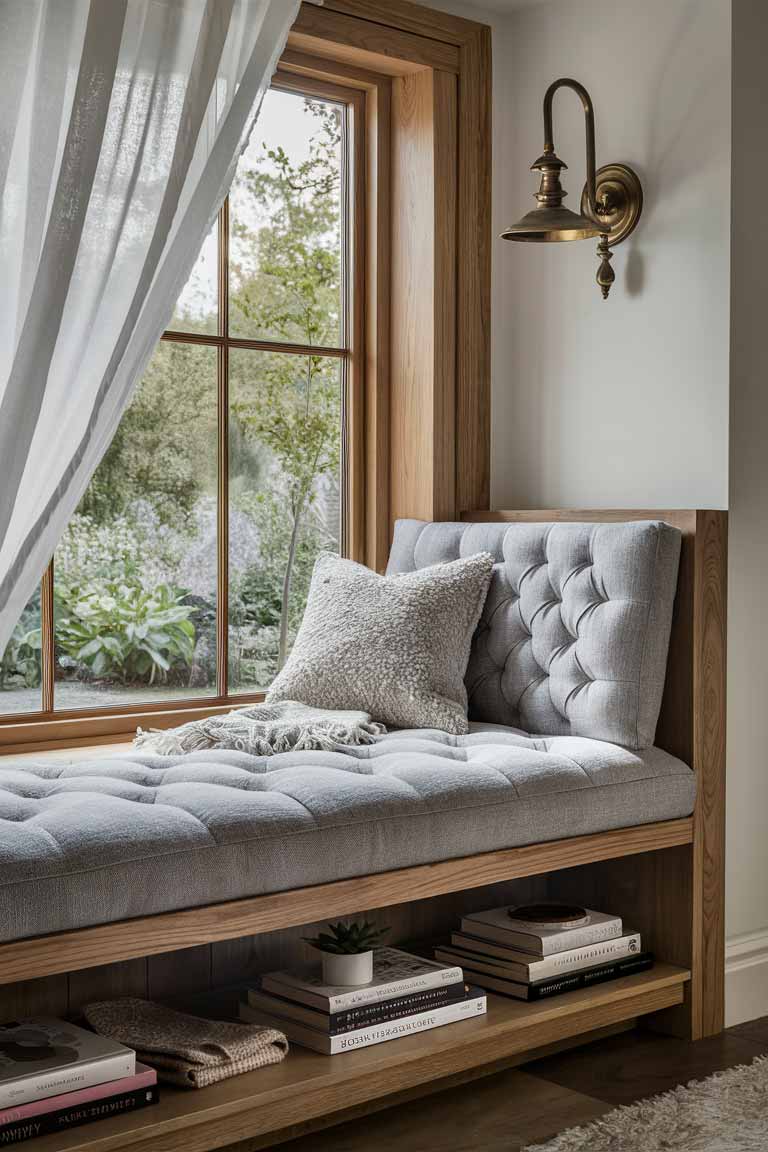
[386,519,681,749]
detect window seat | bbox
[0,723,694,944]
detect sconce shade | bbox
[501,205,601,243]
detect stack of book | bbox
[240,947,486,1054]
[0,1017,158,1146]
[434,904,654,1001]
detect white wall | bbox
[490,0,730,510]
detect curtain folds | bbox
[0,0,299,652]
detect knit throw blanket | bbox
[133,699,386,756]
[84,998,288,1089]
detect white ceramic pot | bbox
[321,950,374,987]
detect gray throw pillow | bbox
[267,551,495,734]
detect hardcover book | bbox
[460,906,622,956]
[0,1019,135,1110]
[0,1063,156,1127]
[0,1084,159,1146]
[247,980,469,1034]
[260,948,464,1013]
[241,988,487,1054]
[443,931,642,982]
[452,953,654,1001]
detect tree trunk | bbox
[278,506,303,671]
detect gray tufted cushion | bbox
[0,728,694,942]
[267,550,494,734]
[387,520,681,748]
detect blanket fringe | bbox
[134,702,385,757]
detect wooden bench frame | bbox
[0,510,726,1034]
[0,509,726,1150]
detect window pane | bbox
[229,349,342,692]
[0,587,42,715]
[229,88,344,347]
[54,343,218,710]
[169,224,218,335]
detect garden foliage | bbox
[2,96,342,699]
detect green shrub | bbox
[55,583,196,685]
[0,603,42,690]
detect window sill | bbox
[0,694,264,756]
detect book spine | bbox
[320,966,463,1012]
[521,934,642,981]
[461,919,622,955]
[536,921,623,955]
[328,994,486,1054]
[330,982,468,1033]
[0,1087,158,1146]
[0,1066,156,1125]
[0,1054,136,1111]
[528,954,654,1000]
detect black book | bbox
[455,952,655,1001]
[0,1086,159,1147]
[246,979,470,1034]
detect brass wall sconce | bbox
[501,78,643,299]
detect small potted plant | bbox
[304,920,389,986]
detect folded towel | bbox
[133,699,386,756]
[84,998,288,1089]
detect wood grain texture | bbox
[691,510,727,1037]
[390,69,457,523]
[390,69,436,522]
[319,0,486,46]
[289,5,460,75]
[456,26,492,514]
[363,75,391,571]
[0,975,68,1022]
[67,959,148,1017]
[0,820,692,987]
[432,69,457,521]
[20,969,688,1152]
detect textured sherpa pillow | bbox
[267,551,495,734]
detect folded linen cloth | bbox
[133,698,386,756]
[84,998,288,1089]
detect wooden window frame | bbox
[0,0,492,754]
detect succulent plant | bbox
[304,920,389,955]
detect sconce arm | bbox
[543,78,597,215]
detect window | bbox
[0,79,352,720]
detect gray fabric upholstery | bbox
[0,727,694,943]
[268,551,494,733]
[387,520,681,749]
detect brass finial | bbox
[596,234,615,299]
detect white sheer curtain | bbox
[0,0,299,651]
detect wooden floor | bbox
[270,1016,768,1152]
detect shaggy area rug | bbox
[523,1056,768,1151]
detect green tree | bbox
[231,99,343,669]
[80,340,217,527]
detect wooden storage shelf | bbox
[0,818,693,986]
[31,965,689,1152]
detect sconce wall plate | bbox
[580,163,643,246]
[501,79,643,299]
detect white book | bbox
[0,1018,135,1110]
[446,932,642,981]
[460,906,622,956]
[261,948,464,1013]
[241,990,487,1054]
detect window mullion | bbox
[41,560,55,713]
[216,198,230,699]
